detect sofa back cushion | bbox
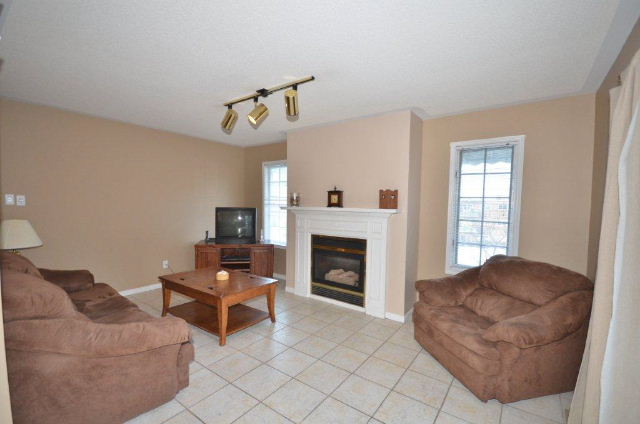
[463,288,537,322]
[0,252,43,278]
[479,255,593,305]
[1,270,78,322]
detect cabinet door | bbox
[195,247,221,270]
[250,246,274,277]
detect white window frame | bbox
[445,135,525,275]
[262,160,287,247]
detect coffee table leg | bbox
[217,299,228,346]
[267,284,276,323]
[161,287,171,317]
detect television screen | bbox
[215,208,256,244]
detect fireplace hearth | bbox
[311,235,366,306]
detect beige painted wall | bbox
[405,114,423,312]
[418,94,596,283]
[0,99,246,291]
[589,19,640,278]
[243,142,287,276]
[286,111,421,316]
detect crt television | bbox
[215,207,257,244]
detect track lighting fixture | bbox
[220,105,238,132]
[221,76,314,134]
[284,85,299,118]
[247,97,269,127]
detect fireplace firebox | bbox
[311,235,366,306]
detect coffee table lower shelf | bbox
[168,301,269,337]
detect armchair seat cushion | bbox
[414,303,500,375]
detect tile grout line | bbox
[432,378,455,424]
[288,323,402,421]
[135,290,468,423]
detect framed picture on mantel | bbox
[327,186,343,207]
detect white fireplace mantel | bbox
[288,206,397,318]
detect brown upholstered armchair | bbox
[413,255,593,403]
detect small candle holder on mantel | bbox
[289,192,300,207]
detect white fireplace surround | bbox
[288,207,397,318]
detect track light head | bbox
[284,86,299,119]
[220,106,238,133]
[247,98,269,127]
[222,76,313,134]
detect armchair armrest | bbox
[5,316,191,357]
[415,266,480,306]
[482,290,592,348]
[39,268,95,293]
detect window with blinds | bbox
[262,160,287,246]
[446,136,525,274]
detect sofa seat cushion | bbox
[1,270,80,322]
[92,305,156,324]
[479,255,593,305]
[69,283,147,322]
[69,283,119,311]
[464,288,537,323]
[414,302,500,375]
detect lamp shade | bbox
[0,219,43,250]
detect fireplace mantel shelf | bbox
[286,206,397,215]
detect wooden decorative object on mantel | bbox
[379,189,398,209]
[327,186,343,207]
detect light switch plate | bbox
[16,194,26,206]
[4,194,15,205]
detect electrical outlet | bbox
[4,194,15,205]
[162,260,169,269]
[16,194,26,206]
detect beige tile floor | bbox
[126,283,573,424]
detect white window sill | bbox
[445,264,473,275]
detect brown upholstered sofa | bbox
[413,255,593,403]
[0,252,193,424]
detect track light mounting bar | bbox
[223,76,315,107]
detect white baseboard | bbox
[119,283,161,296]
[404,307,414,323]
[385,312,406,323]
[273,273,286,281]
[384,308,413,323]
[285,285,295,294]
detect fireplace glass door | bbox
[311,235,366,306]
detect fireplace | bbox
[311,235,366,306]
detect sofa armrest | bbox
[482,290,593,348]
[38,268,95,293]
[415,266,480,306]
[4,316,192,357]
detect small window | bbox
[446,136,525,274]
[262,160,287,246]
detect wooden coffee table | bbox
[159,267,278,346]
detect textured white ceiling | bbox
[0,1,637,146]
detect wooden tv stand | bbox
[194,241,274,278]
